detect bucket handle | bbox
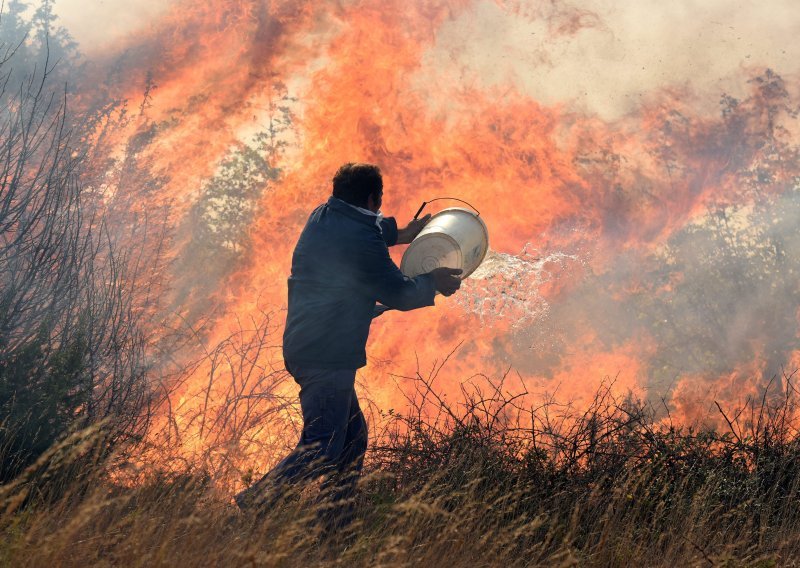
[413,197,481,220]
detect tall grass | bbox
[3,370,800,567]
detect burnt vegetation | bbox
[3,4,800,567]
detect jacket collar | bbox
[327,197,384,231]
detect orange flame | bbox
[80,0,800,472]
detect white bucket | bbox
[400,207,489,279]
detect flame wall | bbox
[70,0,800,466]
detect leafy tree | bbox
[171,92,293,320]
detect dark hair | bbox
[332,163,383,208]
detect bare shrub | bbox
[0,41,152,482]
[137,307,296,488]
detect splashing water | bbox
[456,245,581,329]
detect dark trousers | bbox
[236,365,368,527]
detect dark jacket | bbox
[282,197,436,369]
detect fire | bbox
[72,0,800,473]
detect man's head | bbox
[332,163,383,212]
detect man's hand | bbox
[430,267,462,296]
[397,214,432,245]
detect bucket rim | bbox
[426,207,489,241]
[399,231,463,276]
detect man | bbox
[235,163,461,526]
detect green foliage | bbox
[645,186,800,379]
[0,323,91,480]
[191,134,280,257]
[172,101,292,319]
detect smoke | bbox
[418,0,800,119]
[52,0,171,53]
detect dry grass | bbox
[3,372,800,567]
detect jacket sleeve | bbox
[356,230,436,311]
[379,217,399,247]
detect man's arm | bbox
[372,266,461,318]
[380,213,432,247]
[379,217,399,247]
[397,214,431,245]
[356,232,436,311]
